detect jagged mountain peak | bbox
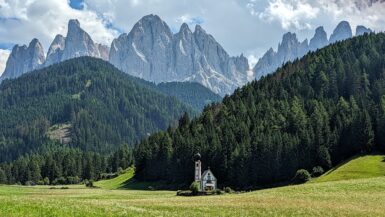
[179,23,191,33]
[29,38,41,47]
[1,38,45,81]
[68,19,81,29]
[356,25,372,36]
[109,14,248,96]
[281,32,298,43]
[329,21,352,43]
[309,26,328,51]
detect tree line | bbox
[0,144,133,185]
[134,33,385,189]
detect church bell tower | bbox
[194,153,202,182]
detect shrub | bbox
[67,176,81,184]
[117,167,124,175]
[36,180,45,185]
[312,166,325,177]
[85,179,94,188]
[43,177,50,185]
[190,182,200,196]
[224,187,233,193]
[293,169,311,184]
[25,181,36,186]
[52,177,66,185]
[214,189,223,195]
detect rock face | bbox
[253,21,370,80]
[96,44,110,61]
[1,39,45,80]
[1,16,246,95]
[253,32,308,80]
[329,21,353,44]
[110,15,248,96]
[57,19,102,63]
[45,19,108,67]
[309,27,328,51]
[45,35,66,66]
[356,25,372,36]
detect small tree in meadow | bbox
[190,182,200,195]
[293,169,311,184]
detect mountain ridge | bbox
[253,21,373,80]
[1,15,248,96]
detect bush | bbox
[224,187,233,193]
[36,180,45,185]
[67,176,81,184]
[190,182,200,196]
[85,179,94,188]
[52,177,66,185]
[214,189,223,195]
[312,166,325,177]
[25,181,36,186]
[293,169,311,184]
[117,167,124,175]
[43,177,50,185]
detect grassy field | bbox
[314,155,385,183]
[0,156,385,217]
[94,168,135,189]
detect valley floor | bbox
[1,177,385,217]
[1,155,385,217]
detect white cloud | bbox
[317,0,385,32]
[0,0,118,51]
[256,0,320,30]
[0,49,10,76]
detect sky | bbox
[0,0,385,75]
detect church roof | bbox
[202,169,217,181]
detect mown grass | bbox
[314,155,385,183]
[1,177,385,216]
[1,155,385,216]
[94,168,135,189]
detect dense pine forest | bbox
[0,57,195,162]
[134,33,385,189]
[156,82,222,111]
[0,57,222,184]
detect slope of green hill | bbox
[95,168,135,189]
[314,155,385,183]
[135,33,385,189]
[0,57,193,162]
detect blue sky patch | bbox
[69,0,84,10]
[0,43,15,50]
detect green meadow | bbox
[1,155,385,217]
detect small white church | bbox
[194,153,217,191]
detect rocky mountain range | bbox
[0,16,373,95]
[253,21,372,80]
[1,15,248,96]
[109,15,248,96]
[1,19,108,81]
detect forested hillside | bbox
[135,33,385,189]
[129,79,222,111]
[0,57,193,162]
[156,82,222,111]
